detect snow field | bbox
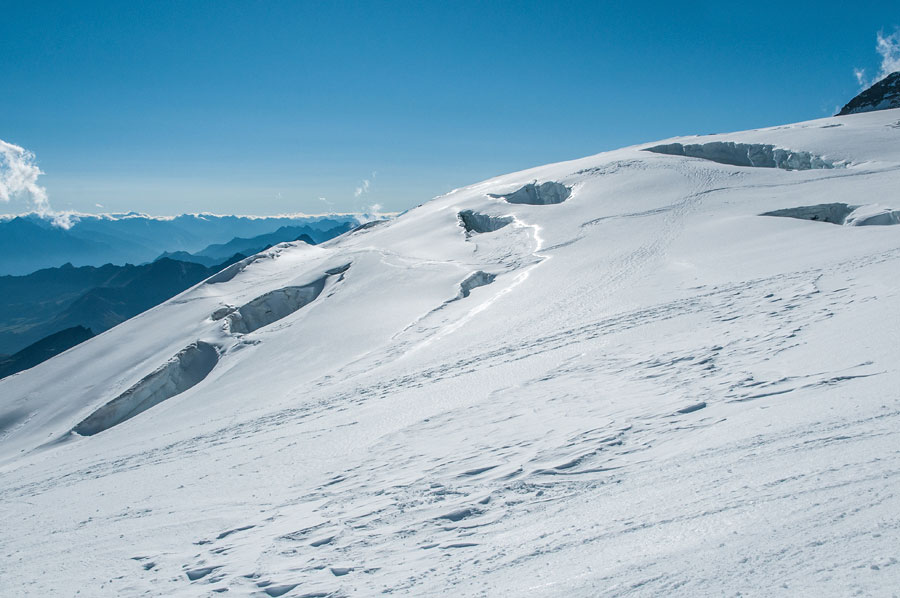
[1,108,900,596]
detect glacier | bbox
[1,108,900,596]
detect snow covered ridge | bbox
[837,71,900,115]
[2,108,900,596]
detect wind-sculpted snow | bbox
[72,341,219,436]
[204,244,293,285]
[457,210,513,234]
[348,219,389,234]
[0,408,28,439]
[762,203,900,226]
[204,254,266,284]
[323,262,352,276]
[489,181,571,205]
[644,141,840,170]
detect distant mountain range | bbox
[0,220,371,379]
[0,326,94,380]
[0,255,245,358]
[0,212,361,275]
[155,224,343,266]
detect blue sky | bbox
[0,1,898,216]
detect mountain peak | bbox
[837,71,900,116]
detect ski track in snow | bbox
[2,109,900,596]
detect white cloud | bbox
[354,178,371,198]
[0,139,48,209]
[0,138,70,228]
[855,28,900,88]
[353,171,377,198]
[875,29,900,81]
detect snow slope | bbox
[2,108,900,596]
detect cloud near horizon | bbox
[854,29,900,88]
[0,138,71,228]
[353,171,378,199]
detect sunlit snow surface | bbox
[2,110,900,596]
